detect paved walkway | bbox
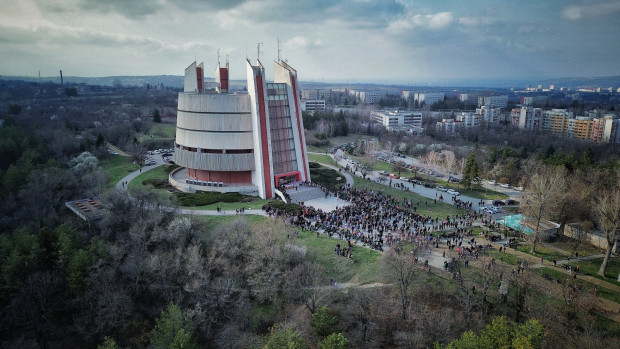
[115,154,166,190]
[106,142,131,156]
[287,185,328,203]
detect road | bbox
[335,153,524,219]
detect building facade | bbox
[348,89,386,104]
[371,109,422,131]
[414,92,445,106]
[511,107,620,143]
[173,59,310,199]
[301,99,326,112]
[478,95,508,108]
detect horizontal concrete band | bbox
[174,148,255,171]
[177,93,251,114]
[176,111,253,132]
[175,128,254,149]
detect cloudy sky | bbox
[1,0,619,84]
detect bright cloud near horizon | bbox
[0,0,619,84]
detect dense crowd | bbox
[289,184,489,258]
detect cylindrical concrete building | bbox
[171,59,310,199]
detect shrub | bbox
[310,306,339,338]
[142,178,169,189]
[175,192,246,206]
[264,200,301,215]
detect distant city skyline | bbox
[1,0,619,84]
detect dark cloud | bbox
[75,0,248,18]
[78,0,162,18]
[169,0,248,12]
[231,0,405,29]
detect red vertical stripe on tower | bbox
[290,75,309,180]
[196,67,203,91]
[256,75,272,198]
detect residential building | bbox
[475,106,502,123]
[455,112,482,128]
[511,107,542,130]
[436,118,461,132]
[371,109,422,131]
[512,107,619,143]
[348,89,386,104]
[302,88,330,100]
[301,99,326,112]
[415,92,445,106]
[478,95,508,108]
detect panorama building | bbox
[171,59,310,199]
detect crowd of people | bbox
[288,182,494,261]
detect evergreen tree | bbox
[319,333,349,349]
[152,109,162,123]
[461,152,480,190]
[150,302,196,349]
[310,306,339,338]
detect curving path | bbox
[114,155,267,216]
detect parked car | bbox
[447,189,460,196]
[492,200,506,206]
[437,185,447,192]
[448,176,460,183]
[379,170,388,176]
[500,183,512,188]
[400,176,408,181]
[484,206,500,214]
[389,173,398,179]
[506,199,519,205]
[515,186,524,191]
[423,182,435,188]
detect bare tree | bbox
[381,245,420,320]
[521,166,567,253]
[593,180,620,276]
[392,160,407,177]
[441,150,456,175]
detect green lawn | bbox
[485,250,521,265]
[193,216,382,285]
[515,243,570,261]
[352,176,465,217]
[100,155,139,188]
[307,153,339,167]
[194,214,268,232]
[138,123,176,142]
[444,184,508,200]
[128,165,175,202]
[569,257,620,287]
[295,230,382,285]
[538,266,620,304]
[128,166,267,210]
[547,236,603,257]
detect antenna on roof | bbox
[277,37,281,62]
[257,42,263,62]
